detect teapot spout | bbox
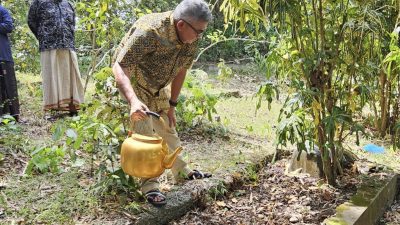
[163,146,183,169]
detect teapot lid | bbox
[131,133,162,142]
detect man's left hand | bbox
[167,107,176,128]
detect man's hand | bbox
[130,99,149,121]
[167,107,177,128]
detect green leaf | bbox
[73,136,84,149]
[66,129,78,140]
[72,158,85,167]
[52,124,65,141]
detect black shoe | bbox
[44,115,58,122]
[69,111,78,117]
[186,170,212,180]
[145,190,167,207]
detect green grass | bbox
[215,97,281,139]
[16,72,43,114]
[1,172,99,224]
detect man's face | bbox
[177,19,208,44]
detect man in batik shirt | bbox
[113,0,212,206]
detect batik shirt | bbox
[114,11,198,112]
[28,0,75,51]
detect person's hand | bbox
[166,107,177,128]
[130,99,149,121]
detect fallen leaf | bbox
[321,189,333,201]
[216,201,226,207]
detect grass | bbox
[16,72,44,115]
[1,172,99,224]
[215,97,281,139]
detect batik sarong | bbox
[40,49,84,111]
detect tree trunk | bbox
[84,30,98,93]
[379,70,388,137]
[317,125,336,185]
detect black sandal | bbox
[145,190,167,207]
[186,169,212,180]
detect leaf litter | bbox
[171,158,360,225]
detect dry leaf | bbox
[321,189,333,201]
[216,201,226,207]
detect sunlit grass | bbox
[215,97,281,140]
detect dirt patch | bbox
[171,159,360,225]
[0,150,28,177]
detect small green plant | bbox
[0,116,27,160]
[217,59,234,83]
[25,146,66,174]
[245,125,254,132]
[209,181,228,200]
[124,198,143,214]
[0,115,18,131]
[176,72,219,131]
[204,123,230,139]
[92,168,141,198]
[243,164,259,183]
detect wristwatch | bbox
[169,99,178,107]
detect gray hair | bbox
[173,0,212,23]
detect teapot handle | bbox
[129,111,161,121]
[146,111,161,119]
[128,111,166,136]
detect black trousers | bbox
[0,61,20,118]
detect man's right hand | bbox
[130,99,150,121]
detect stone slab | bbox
[324,173,399,225]
[134,179,220,225]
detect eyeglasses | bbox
[181,19,204,38]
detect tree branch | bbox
[194,38,270,62]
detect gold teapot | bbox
[120,111,183,178]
